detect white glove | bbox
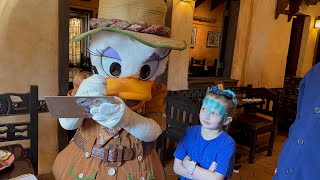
[59,74,107,130]
[74,74,107,96]
[90,97,162,142]
[90,97,125,128]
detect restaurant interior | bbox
[0,0,320,179]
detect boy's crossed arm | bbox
[173,156,225,180]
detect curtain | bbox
[69,18,81,66]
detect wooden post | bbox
[167,0,195,90]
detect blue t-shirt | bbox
[273,62,320,180]
[174,125,236,180]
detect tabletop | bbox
[236,98,265,108]
[0,144,35,179]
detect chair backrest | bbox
[191,58,205,66]
[246,86,280,124]
[166,95,200,130]
[168,88,207,107]
[227,86,248,98]
[0,85,38,174]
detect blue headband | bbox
[210,86,238,105]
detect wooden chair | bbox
[277,76,302,130]
[167,88,207,107]
[228,86,248,99]
[189,57,205,75]
[190,57,205,68]
[158,95,200,164]
[232,86,280,163]
[0,85,38,177]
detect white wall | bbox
[0,0,59,175]
[167,0,195,90]
[232,0,320,87]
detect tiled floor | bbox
[164,132,287,180]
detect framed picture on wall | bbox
[206,31,220,47]
[191,27,197,48]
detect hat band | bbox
[89,18,171,38]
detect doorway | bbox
[313,30,320,66]
[219,0,240,78]
[285,15,305,77]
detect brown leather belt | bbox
[72,132,154,167]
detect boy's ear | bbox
[223,117,232,125]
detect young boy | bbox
[173,87,237,180]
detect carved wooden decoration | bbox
[275,0,320,22]
[0,86,45,143]
[275,0,289,20]
[195,0,225,11]
[304,0,318,5]
[193,16,217,23]
[210,0,225,10]
[0,85,40,175]
[288,0,303,22]
[0,93,31,141]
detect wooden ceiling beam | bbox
[275,0,320,22]
[210,0,225,11]
[195,0,206,8]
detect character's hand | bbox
[90,97,125,128]
[76,74,106,96]
[209,161,218,171]
[59,74,106,130]
[90,96,162,142]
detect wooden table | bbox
[236,98,265,108]
[0,144,35,179]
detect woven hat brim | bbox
[72,27,187,51]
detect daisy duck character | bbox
[51,0,186,179]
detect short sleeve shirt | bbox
[174,125,236,180]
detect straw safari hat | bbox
[72,0,186,51]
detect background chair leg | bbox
[267,130,276,156]
[249,132,257,164]
[161,134,167,166]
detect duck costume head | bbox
[53,0,186,179]
[70,0,186,111]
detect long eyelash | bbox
[87,48,108,58]
[87,48,101,57]
[146,49,171,62]
[161,49,171,58]
[95,49,103,56]
[157,49,171,59]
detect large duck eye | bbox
[109,62,121,77]
[139,60,159,80]
[101,47,122,78]
[101,57,122,78]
